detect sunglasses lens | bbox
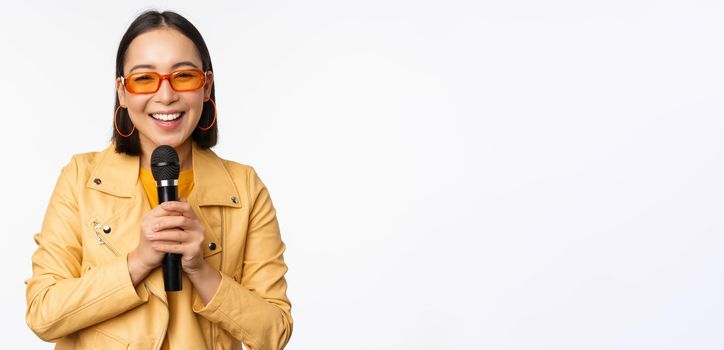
[124,70,205,93]
[171,70,205,91]
[126,72,161,93]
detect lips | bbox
[147,111,185,130]
[149,112,184,121]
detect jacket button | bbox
[208,242,217,250]
[231,196,238,204]
[93,178,102,185]
[102,225,111,234]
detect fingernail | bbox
[153,223,160,231]
[146,233,155,238]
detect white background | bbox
[1,0,723,349]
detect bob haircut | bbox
[112,10,217,155]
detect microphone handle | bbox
[157,185,182,292]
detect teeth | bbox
[151,113,182,121]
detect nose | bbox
[154,78,178,104]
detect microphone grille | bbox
[150,145,180,181]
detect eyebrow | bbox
[128,61,200,73]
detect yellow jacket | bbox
[26,142,292,349]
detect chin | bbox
[146,134,191,149]
[158,138,187,148]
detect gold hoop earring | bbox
[114,105,135,138]
[197,99,217,131]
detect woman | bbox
[25,10,292,349]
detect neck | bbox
[140,140,193,171]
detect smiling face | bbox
[116,28,213,158]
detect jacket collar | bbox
[87,142,242,208]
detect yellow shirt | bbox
[139,167,194,350]
[139,167,195,207]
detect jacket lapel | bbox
[188,142,242,265]
[85,145,145,264]
[86,144,140,198]
[189,142,242,208]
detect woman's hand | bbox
[127,204,182,285]
[148,198,222,303]
[146,198,208,275]
[128,198,221,301]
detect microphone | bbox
[151,145,182,292]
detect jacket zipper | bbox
[144,277,169,350]
[210,207,226,349]
[93,220,120,257]
[154,308,169,350]
[219,206,225,274]
[141,278,169,350]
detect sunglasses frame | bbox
[121,68,208,94]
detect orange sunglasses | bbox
[122,69,207,94]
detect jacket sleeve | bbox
[25,156,149,342]
[193,167,292,350]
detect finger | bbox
[151,216,192,232]
[160,201,196,218]
[151,239,184,248]
[151,241,187,255]
[147,229,187,243]
[150,205,184,218]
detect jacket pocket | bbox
[93,327,129,350]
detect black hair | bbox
[112,10,217,155]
